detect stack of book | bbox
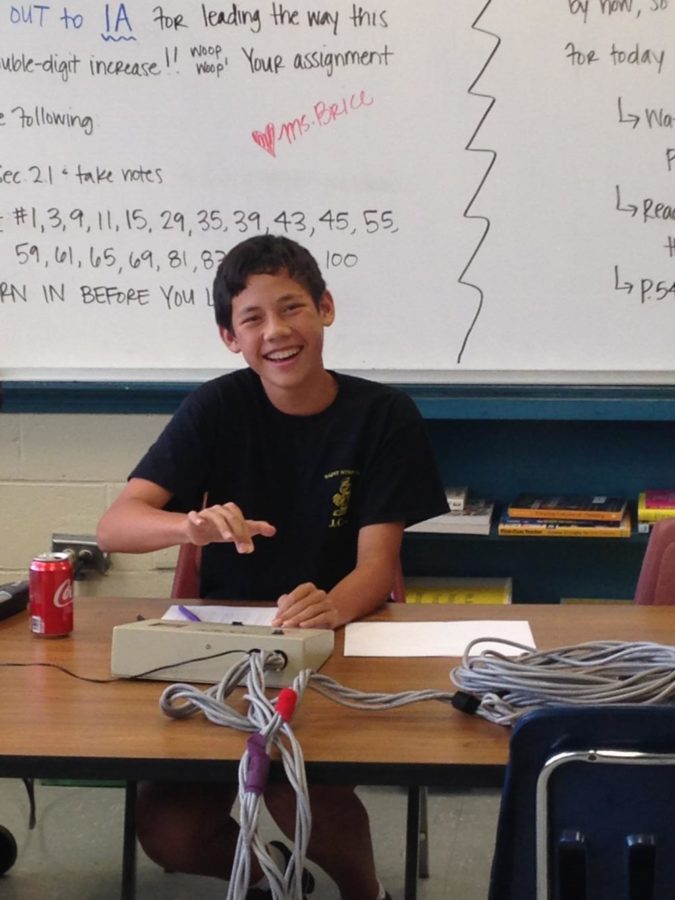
[404,576,512,605]
[498,493,631,538]
[406,488,494,536]
[637,490,675,533]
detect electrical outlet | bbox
[51,534,110,579]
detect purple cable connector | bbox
[245,732,271,795]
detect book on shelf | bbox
[445,486,468,512]
[406,500,494,536]
[498,509,632,538]
[642,489,675,509]
[404,576,512,605]
[637,492,675,523]
[507,493,627,523]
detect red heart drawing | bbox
[252,123,276,158]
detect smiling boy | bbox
[97,235,448,899]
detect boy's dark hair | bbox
[213,235,326,330]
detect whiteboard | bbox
[1,0,674,383]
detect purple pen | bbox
[177,604,201,622]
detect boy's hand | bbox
[272,583,339,630]
[184,502,276,553]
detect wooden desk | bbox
[3,598,675,779]
[2,599,675,898]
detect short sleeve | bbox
[357,393,448,528]
[129,388,215,512]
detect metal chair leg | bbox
[121,781,137,900]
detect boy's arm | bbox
[272,521,404,629]
[97,477,275,554]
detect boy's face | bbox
[220,270,335,404]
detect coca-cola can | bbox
[29,552,74,637]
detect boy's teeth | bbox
[268,349,298,360]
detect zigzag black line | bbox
[457,0,500,365]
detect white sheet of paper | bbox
[343,621,535,657]
[163,605,277,626]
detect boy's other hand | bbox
[272,583,339,630]
[185,502,276,553]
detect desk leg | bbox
[418,786,429,879]
[404,786,420,900]
[121,781,137,900]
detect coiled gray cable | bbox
[309,673,456,710]
[451,637,675,726]
[160,651,311,900]
[157,651,458,898]
[156,636,675,896]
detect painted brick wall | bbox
[0,413,178,597]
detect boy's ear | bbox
[319,291,335,326]
[219,326,240,353]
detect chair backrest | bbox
[170,543,406,602]
[634,519,675,604]
[488,706,675,900]
[170,543,202,599]
[389,557,406,603]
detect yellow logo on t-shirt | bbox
[325,469,359,528]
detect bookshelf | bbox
[400,385,675,605]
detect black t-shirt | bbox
[130,369,448,600]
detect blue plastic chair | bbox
[489,705,675,900]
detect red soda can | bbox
[29,552,74,637]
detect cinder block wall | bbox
[0,413,178,597]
